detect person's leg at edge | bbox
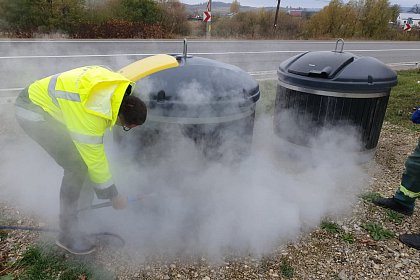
[395,137,420,250]
[394,139,420,209]
[393,135,420,209]
[373,136,420,216]
[375,136,420,250]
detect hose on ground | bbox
[0,225,125,247]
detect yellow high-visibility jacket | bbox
[28,66,134,190]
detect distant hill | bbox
[400,6,419,13]
[184,1,274,15]
[184,2,418,15]
[183,1,321,15]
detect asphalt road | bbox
[0,39,419,102]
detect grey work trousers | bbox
[15,90,88,238]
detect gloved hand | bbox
[111,194,128,210]
[411,107,420,124]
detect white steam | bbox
[0,74,369,261]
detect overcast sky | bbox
[180,0,419,9]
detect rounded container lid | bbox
[278,51,397,93]
[134,55,259,105]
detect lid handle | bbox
[334,38,344,53]
[308,66,332,78]
[183,38,188,58]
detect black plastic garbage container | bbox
[274,49,397,150]
[116,55,260,162]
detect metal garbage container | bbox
[115,49,260,162]
[274,40,397,151]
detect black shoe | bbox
[399,234,420,250]
[56,234,96,255]
[372,197,414,216]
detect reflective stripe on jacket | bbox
[28,66,134,189]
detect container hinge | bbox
[157,90,166,102]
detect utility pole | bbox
[206,0,212,38]
[274,0,281,29]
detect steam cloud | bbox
[0,102,368,260]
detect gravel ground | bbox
[1,121,420,279]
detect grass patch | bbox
[386,209,405,225]
[341,232,355,244]
[320,220,342,234]
[13,244,113,280]
[361,223,394,241]
[279,258,294,279]
[386,69,420,131]
[321,220,356,244]
[359,192,382,203]
[258,256,294,278]
[0,230,8,240]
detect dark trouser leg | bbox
[16,114,88,237]
[59,167,86,238]
[394,135,420,208]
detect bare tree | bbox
[230,0,240,14]
[409,4,420,14]
[159,0,190,36]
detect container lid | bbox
[133,56,260,118]
[278,51,398,93]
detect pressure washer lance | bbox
[0,193,155,247]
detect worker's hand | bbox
[111,194,128,210]
[411,107,420,124]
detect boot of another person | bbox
[372,196,414,216]
[399,234,420,250]
[56,232,96,255]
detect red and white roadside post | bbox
[204,0,212,38]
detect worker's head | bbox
[118,93,147,131]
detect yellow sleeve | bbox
[73,141,113,188]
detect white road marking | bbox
[0,39,410,44]
[0,49,420,59]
